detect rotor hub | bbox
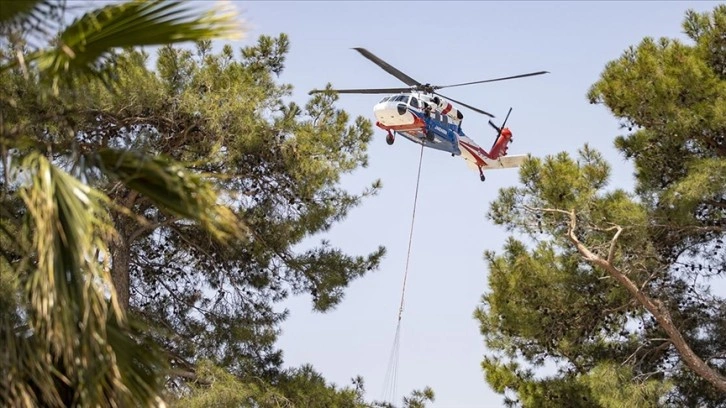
[418,83,435,94]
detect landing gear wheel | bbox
[386,133,395,145]
[480,174,486,182]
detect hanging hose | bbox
[381,141,425,404]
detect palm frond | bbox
[0,0,46,25]
[29,0,243,83]
[105,311,168,407]
[0,322,63,408]
[20,151,119,323]
[18,152,117,402]
[91,148,246,242]
[9,152,169,406]
[0,0,65,48]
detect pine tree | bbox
[476,5,726,406]
[80,37,385,382]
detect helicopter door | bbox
[432,110,442,122]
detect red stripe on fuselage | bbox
[459,141,487,167]
[459,140,490,158]
[441,103,452,115]
[375,113,426,132]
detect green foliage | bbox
[171,361,433,408]
[0,2,431,407]
[481,359,672,408]
[400,386,435,408]
[0,0,44,23]
[0,0,63,34]
[479,5,726,406]
[92,148,244,241]
[59,36,386,382]
[587,6,726,234]
[581,363,673,408]
[477,148,667,407]
[0,0,248,406]
[3,2,390,406]
[271,365,366,408]
[3,0,242,93]
[168,360,292,407]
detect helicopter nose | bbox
[397,104,407,115]
[374,102,416,127]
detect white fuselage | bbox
[373,92,462,128]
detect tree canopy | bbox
[477,5,726,407]
[0,1,430,407]
[0,0,244,406]
[86,35,386,381]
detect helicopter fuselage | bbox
[373,92,461,127]
[370,91,525,178]
[373,92,482,159]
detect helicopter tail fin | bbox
[488,127,513,159]
[487,108,514,159]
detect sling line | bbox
[381,141,425,404]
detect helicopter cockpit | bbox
[373,92,465,129]
[378,94,421,109]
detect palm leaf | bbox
[105,311,168,407]
[0,1,66,49]
[5,152,170,406]
[32,0,242,79]
[16,152,133,405]
[91,148,246,241]
[0,0,45,25]
[0,257,62,408]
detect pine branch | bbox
[523,205,573,218]
[563,208,726,393]
[128,215,179,244]
[608,226,623,264]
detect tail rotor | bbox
[489,107,513,147]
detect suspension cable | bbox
[381,141,425,403]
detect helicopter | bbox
[309,48,549,181]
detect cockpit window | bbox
[379,96,390,103]
[410,97,419,108]
[394,95,409,102]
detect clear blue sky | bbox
[217,2,724,407]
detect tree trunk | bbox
[592,257,726,393]
[565,211,726,394]
[109,190,138,312]
[110,229,130,312]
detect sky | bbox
[207,1,726,407]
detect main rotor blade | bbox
[435,71,550,90]
[435,92,495,118]
[353,47,421,87]
[308,87,412,95]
